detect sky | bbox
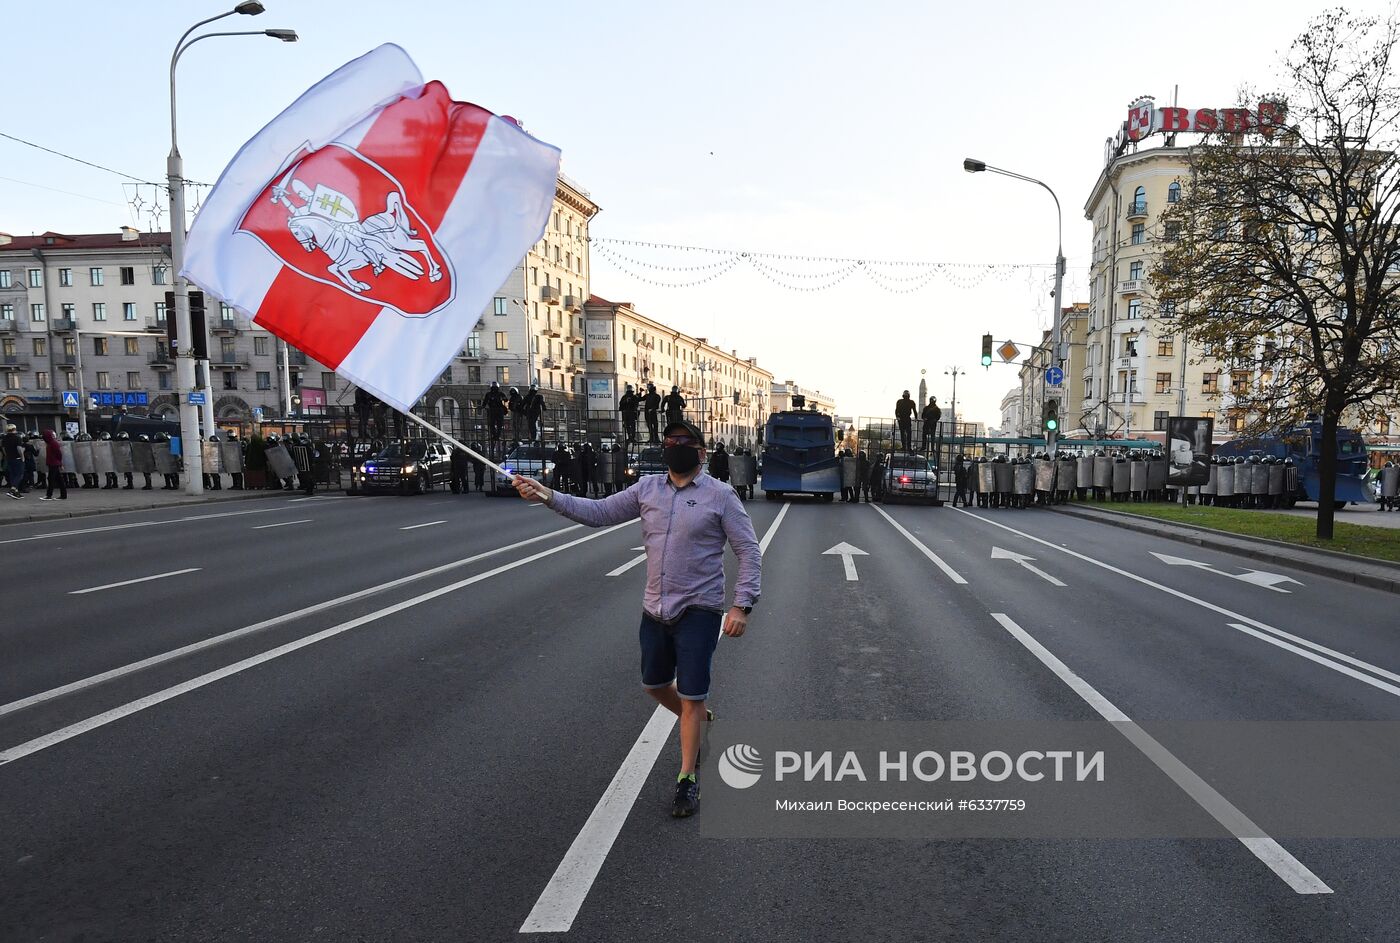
[1,0,1376,427]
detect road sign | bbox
[188,392,206,405]
[997,341,1020,363]
[61,390,81,408]
[1045,366,1064,386]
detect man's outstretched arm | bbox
[513,476,641,527]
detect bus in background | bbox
[761,395,838,501]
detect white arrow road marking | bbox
[823,541,868,581]
[522,503,789,934]
[606,548,648,577]
[991,612,1330,895]
[1151,551,1302,593]
[990,546,1065,586]
[69,568,202,596]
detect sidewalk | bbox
[1053,503,1400,595]
[0,484,291,526]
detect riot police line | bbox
[951,450,1307,511]
[1380,462,1399,511]
[44,430,244,493]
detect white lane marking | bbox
[990,546,1065,586]
[606,552,647,577]
[288,495,349,503]
[990,612,1330,895]
[1152,552,1302,594]
[68,568,202,596]
[522,504,788,934]
[252,519,312,530]
[870,504,967,584]
[1225,624,1400,699]
[401,520,447,531]
[0,522,634,767]
[0,523,586,718]
[0,505,290,546]
[822,541,867,582]
[952,508,1400,697]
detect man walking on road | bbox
[513,419,761,818]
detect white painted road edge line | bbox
[606,553,647,577]
[0,505,291,546]
[870,504,968,584]
[0,521,634,768]
[951,507,1400,698]
[401,520,447,530]
[521,502,789,934]
[990,612,1331,895]
[0,523,586,719]
[252,519,313,530]
[69,568,202,596]
[1225,624,1400,699]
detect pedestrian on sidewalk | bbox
[3,424,24,499]
[39,429,67,501]
[22,433,38,493]
[513,419,761,819]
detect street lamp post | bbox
[964,157,1064,453]
[944,366,964,431]
[169,2,297,494]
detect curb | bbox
[0,488,291,527]
[1051,504,1400,596]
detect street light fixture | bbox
[168,4,297,494]
[963,156,1065,452]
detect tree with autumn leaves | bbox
[1153,9,1400,539]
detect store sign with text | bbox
[1108,98,1287,163]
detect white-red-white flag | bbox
[182,44,560,412]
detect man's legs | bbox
[645,684,706,776]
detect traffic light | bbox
[1042,398,1059,433]
[980,333,993,368]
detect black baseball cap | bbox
[663,420,705,448]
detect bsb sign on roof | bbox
[1107,97,1288,163]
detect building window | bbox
[466,332,481,357]
[93,302,106,321]
[1159,301,1176,319]
[1130,186,1146,214]
[0,271,9,288]
[467,366,481,383]
[251,336,267,357]
[27,268,43,288]
[496,366,510,384]
[0,304,12,321]
[32,338,46,356]
[119,266,135,286]
[256,371,271,390]
[96,370,110,389]
[124,337,140,355]
[1128,300,1142,319]
[123,302,137,321]
[495,331,508,350]
[1131,223,1145,245]
[63,369,76,388]
[89,267,103,286]
[1164,222,1181,242]
[36,370,50,389]
[322,371,337,391]
[155,302,167,323]
[1231,370,1250,395]
[1084,378,1093,399]
[223,372,238,390]
[158,372,171,390]
[1167,181,1181,203]
[58,268,73,287]
[1155,372,1172,394]
[5,372,18,391]
[494,297,508,315]
[1202,372,1219,394]
[1128,260,1144,281]
[218,337,235,361]
[31,303,45,322]
[439,366,452,383]
[1157,338,1174,357]
[93,337,108,356]
[1153,410,1169,431]
[152,266,168,285]
[217,303,232,324]
[126,371,141,389]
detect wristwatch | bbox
[739,605,753,615]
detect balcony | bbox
[51,318,77,333]
[1118,279,1145,296]
[1,355,30,370]
[456,348,481,360]
[544,325,561,338]
[211,320,241,336]
[540,285,560,306]
[541,357,558,369]
[212,356,250,370]
[1117,356,1133,369]
[563,294,582,313]
[148,353,175,370]
[1126,201,1148,220]
[54,353,77,367]
[144,317,166,333]
[570,335,583,345]
[0,320,16,333]
[1108,389,1146,405]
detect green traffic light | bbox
[980,355,992,367]
[1045,418,1058,431]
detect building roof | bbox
[586,293,634,308]
[0,230,171,253]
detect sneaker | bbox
[6,491,20,500]
[672,776,700,818]
[38,496,53,501]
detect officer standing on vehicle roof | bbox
[921,396,942,452]
[523,382,545,443]
[512,419,760,819]
[662,385,686,426]
[480,381,507,446]
[643,382,662,443]
[618,383,641,445]
[894,391,916,451]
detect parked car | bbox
[491,444,556,495]
[627,447,668,485]
[354,439,453,494]
[883,451,941,504]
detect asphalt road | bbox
[3,483,1399,941]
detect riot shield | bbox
[1033,459,1055,492]
[266,444,297,480]
[220,441,245,473]
[1202,464,1217,496]
[201,441,224,474]
[1147,459,1167,492]
[733,454,756,487]
[1076,456,1093,488]
[91,440,115,475]
[290,445,311,473]
[1251,465,1269,496]
[980,462,998,493]
[1216,463,1235,498]
[840,456,858,489]
[1111,461,1130,494]
[1014,463,1035,495]
[131,441,157,474]
[1382,466,1400,498]
[1234,464,1253,495]
[1284,466,1299,499]
[1057,458,1075,490]
[74,441,94,475]
[1267,464,1285,497]
[1128,460,1147,493]
[1092,456,1112,489]
[993,461,1013,494]
[60,441,77,473]
[112,441,134,474]
[153,443,178,475]
[599,452,616,485]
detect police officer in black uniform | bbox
[507,386,526,443]
[449,443,470,494]
[921,396,942,452]
[662,384,686,426]
[894,391,916,451]
[115,431,136,489]
[523,382,545,443]
[470,440,486,493]
[618,383,640,445]
[480,381,507,447]
[642,382,662,443]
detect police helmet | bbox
[116,431,130,440]
[671,385,679,393]
[137,434,151,442]
[98,431,112,440]
[153,432,170,442]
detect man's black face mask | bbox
[663,445,701,473]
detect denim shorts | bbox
[639,607,722,701]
